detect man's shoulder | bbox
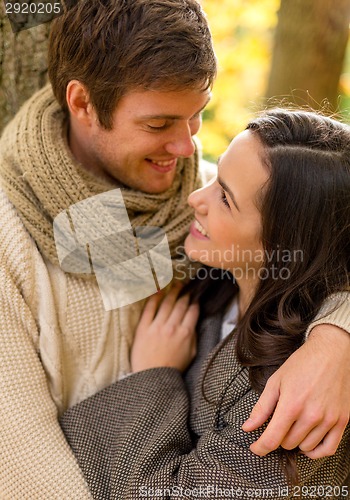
[0,189,36,265]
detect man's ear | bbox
[66,80,96,126]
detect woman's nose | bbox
[188,185,209,213]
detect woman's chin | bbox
[184,238,211,267]
[184,236,202,262]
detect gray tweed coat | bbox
[60,314,350,499]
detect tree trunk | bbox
[0,4,50,133]
[266,0,350,111]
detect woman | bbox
[61,110,350,498]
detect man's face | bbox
[77,88,211,194]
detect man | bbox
[0,0,349,497]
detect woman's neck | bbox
[236,276,259,316]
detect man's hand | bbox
[242,325,350,459]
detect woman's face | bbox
[184,130,269,281]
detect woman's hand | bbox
[131,285,200,373]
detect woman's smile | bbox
[189,219,210,239]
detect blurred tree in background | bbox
[198,0,280,160]
[266,0,350,110]
[0,0,350,160]
[198,0,350,160]
[0,3,50,132]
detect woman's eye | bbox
[220,188,230,208]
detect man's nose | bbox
[165,124,196,158]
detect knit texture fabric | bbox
[0,190,93,499]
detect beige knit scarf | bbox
[0,84,201,377]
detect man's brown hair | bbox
[48,0,217,129]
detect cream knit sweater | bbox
[0,189,93,498]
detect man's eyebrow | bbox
[217,174,240,212]
[139,96,211,121]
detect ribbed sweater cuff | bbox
[305,292,350,339]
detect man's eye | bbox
[148,125,166,130]
[147,122,168,130]
[191,112,201,121]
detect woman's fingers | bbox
[182,302,200,332]
[138,291,165,328]
[167,293,191,328]
[152,283,183,324]
[138,282,183,328]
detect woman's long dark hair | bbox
[239,110,350,388]
[190,109,350,483]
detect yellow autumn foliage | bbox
[198,0,280,160]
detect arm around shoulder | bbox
[243,291,350,459]
[305,291,350,338]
